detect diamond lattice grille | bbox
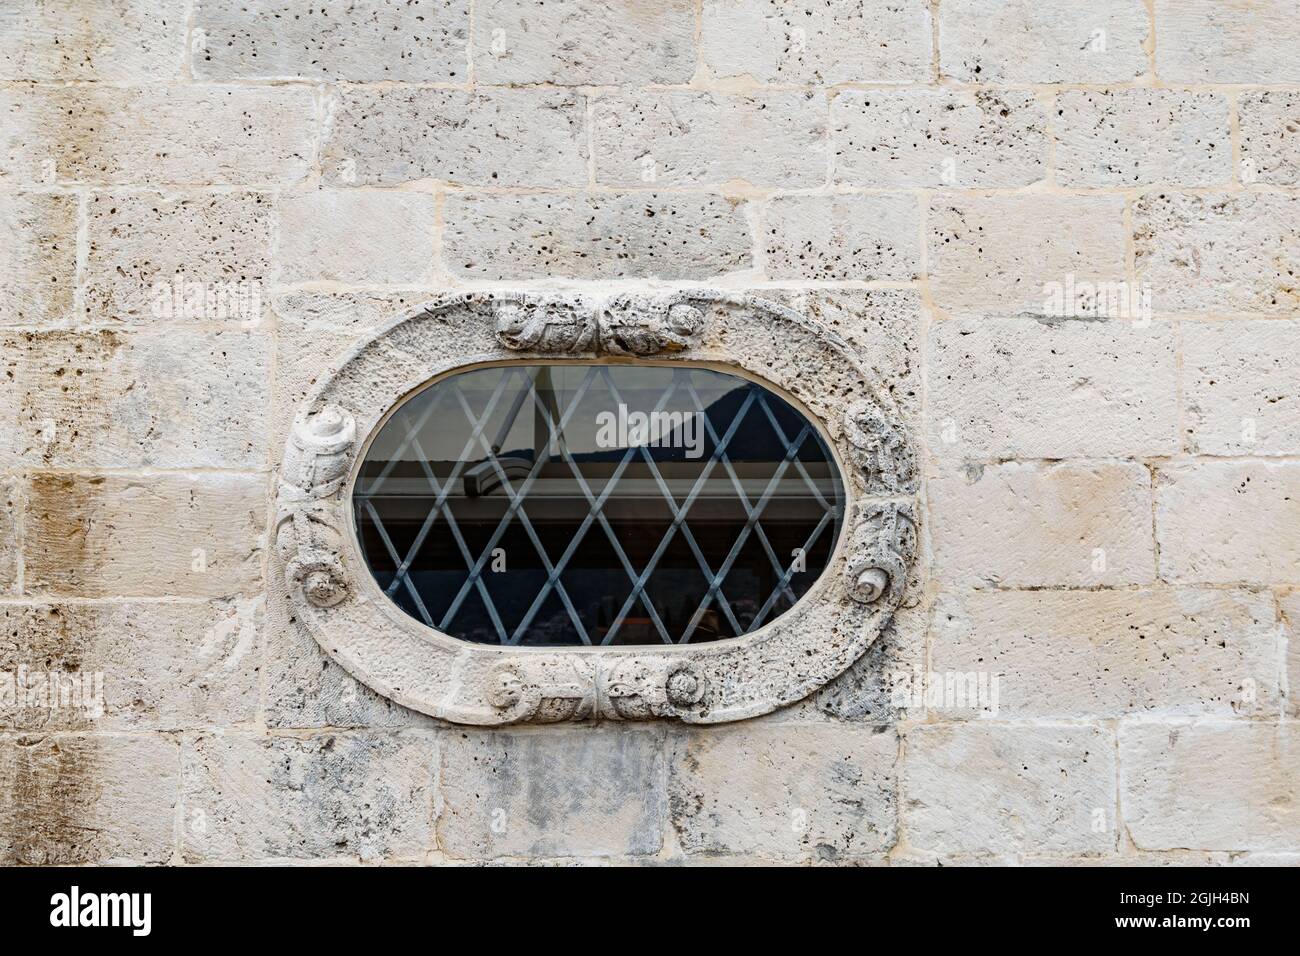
[354,364,845,646]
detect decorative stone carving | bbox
[493,295,598,353]
[600,292,705,355]
[275,405,356,608]
[492,291,705,355]
[281,290,920,726]
[845,501,917,607]
[845,398,919,494]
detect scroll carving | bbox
[845,399,918,494]
[275,405,356,608]
[485,659,710,724]
[844,501,917,607]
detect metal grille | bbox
[354,364,844,646]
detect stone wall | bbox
[1,0,1298,865]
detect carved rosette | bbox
[492,292,705,356]
[275,405,356,608]
[281,289,922,726]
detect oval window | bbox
[353,363,845,647]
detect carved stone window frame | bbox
[275,291,919,725]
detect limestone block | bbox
[321,88,586,188]
[182,732,436,861]
[1240,91,1300,186]
[939,0,1149,83]
[832,89,1047,188]
[278,191,438,285]
[472,0,695,85]
[194,0,468,81]
[700,0,931,84]
[1054,89,1230,187]
[439,728,665,859]
[1134,192,1300,316]
[6,328,270,470]
[764,194,920,282]
[1121,722,1300,850]
[1182,320,1300,455]
[0,734,178,864]
[0,85,316,186]
[84,191,273,325]
[0,601,261,730]
[1156,0,1300,83]
[930,588,1280,719]
[1155,461,1300,585]
[904,724,1117,856]
[669,723,897,861]
[927,317,1178,459]
[23,472,266,598]
[443,193,752,281]
[928,461,1155,588]
[0,0,183,80]
[0,192,76,326]
[928,194,1127,319]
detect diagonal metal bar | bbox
[679,421,813,643]
[373,369,522,601]
[684,380,798,607]
[753,391,834,512]
[748,508,834,630]
[437,367,601,636]
[599,370,759,645]
[359,373,463,498]
[452,379,594,645]
[361,498,436,627]
[509,372,683,645]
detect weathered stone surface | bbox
[939,0,1149,83]
[0,601,261,731]
[928,195,1127,319]
[594,91,825,189]
[1155,462,1300,585]
[930,588,1280,719]
[439,728,665,859]
[321,88,586,188]
[927,317,1178,459]
[0,734,177,864]
[278,191,437,285]
[0,478,17,594]
[669,723,897,861]
[1054,90,1230,187]
[0,192,76,326]
[808,597,930,722]
[701,0,931,84]
[84,191,273,325]
[904,724,1116,856]
[0,85,317,185]
[1134,192,1300,316]
[0,0,185,80]
[1121,722,1300,850]
[182,732,436,861]
[24,472,265,598]
[832,90,1047,188]
[1156,0,1300,83]
[1284,591,1300,719]
[195,0,468,81]
[263,576,436,730]
[929,462,1155,588]
[443,193,752,280]
[760,287,922,426]
[1182,320,1300,455]
[6,329,269,470]
[471,0,695,85]
[1240,91,1300,187]
[764,194,919,282]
